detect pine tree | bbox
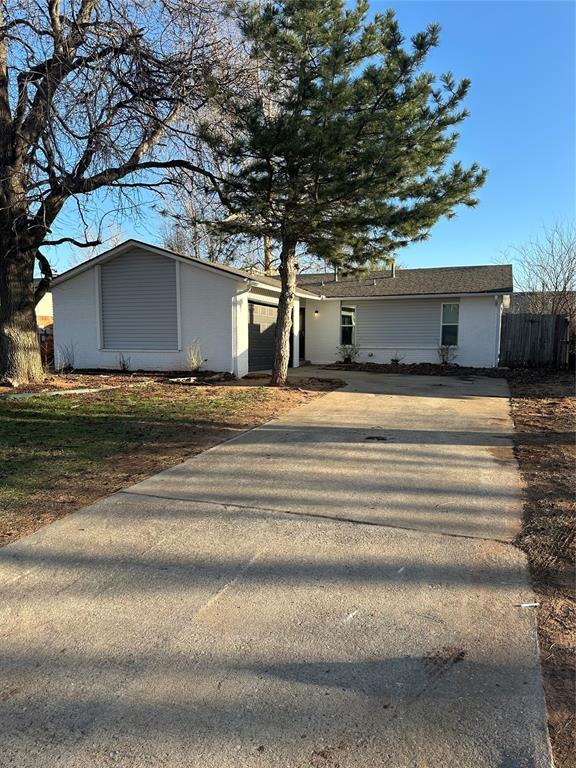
[201,0,487,385]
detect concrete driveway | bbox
[0,370,551,767]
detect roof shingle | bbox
[297,264,513,298]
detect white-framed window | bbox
[441,303,459,346]
[341,306,356,345]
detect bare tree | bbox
[66,222,124,266]
[0,0,240,384]
[161,191,322,275]
[506,222,576,322]
[160,177,265,268]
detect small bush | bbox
[186,340,206,372]
[337,343,361,364]
[117,352,131,372]
[437,345,458,365]
[56,343,75,372]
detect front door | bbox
[299,307,306,361]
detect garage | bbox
[248,301,277,371]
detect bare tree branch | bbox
[505,222,576,322]
[0,0,248,382]
[42,236,101,247]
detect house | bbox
[52,239,512,374]
[298,264,512,367]
[33,280,54,329]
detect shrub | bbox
[117,352,131,372]
[186,340,205,372]
[337,343,361,364]
[56,343,75,372]
[438,345,458,365]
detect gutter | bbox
[308,291,512,302]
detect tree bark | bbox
[270,237,297,386]
[263,235,274,275]
[0,247,44,386]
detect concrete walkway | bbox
[0,371,552,767]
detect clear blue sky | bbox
[50,0,575,272]
[384,0,576,268]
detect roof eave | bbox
[310,290,512,301]
[52,239,257,287]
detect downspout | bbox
[232,279,258,377]
[494,295,503,366]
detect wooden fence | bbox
[38,326,54,367]
[500,313,569,368]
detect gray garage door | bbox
[248,302,277,371]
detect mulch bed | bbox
[325,361,508,377]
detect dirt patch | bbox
[0,370,343,398]
[0,377,341,547]
[0,371,160,396]
[508,370,575,768]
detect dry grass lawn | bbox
[0,373,339,547]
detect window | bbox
[441,303,459,346]
[341,306,356,345]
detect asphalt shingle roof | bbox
[297,264,513,298]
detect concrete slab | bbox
[0,372,552,767]
[137,371,523,541]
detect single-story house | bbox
[52,239,513,374]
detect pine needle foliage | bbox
[201,0,487,383]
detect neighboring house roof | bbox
[51,239,319,299]
[297,264,513,298]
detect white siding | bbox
[304,295,503,368]
[100,253,178,350]
[303,299,340,363]
[457,295,502,367]
[53,249,242,372]
[232,291,250,378]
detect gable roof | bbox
[51,239,319,298]
[52,239,513,301]
[297,264,513,298]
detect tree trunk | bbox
[270,237,297,386]
[0,249,44,386]
[263,235,274,275]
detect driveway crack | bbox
[118,490,515,546]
